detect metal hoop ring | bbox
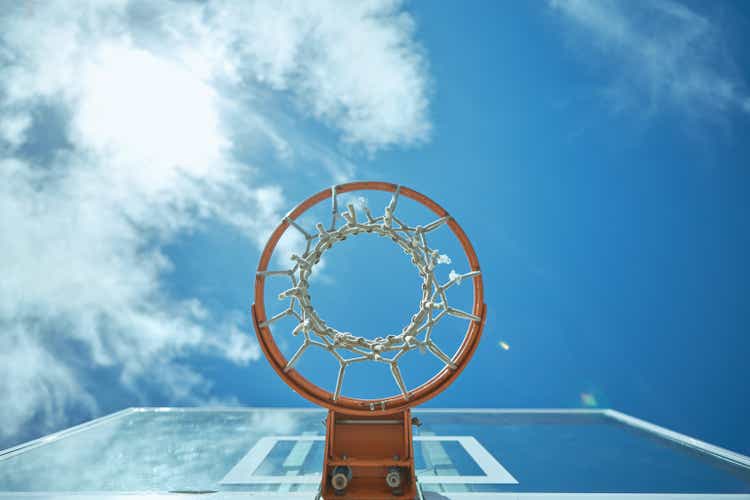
[252,181,485,415]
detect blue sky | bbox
[1,0,749,458]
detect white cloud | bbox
[200,0,432,150]
[550,0,750,118]
[0,112,31,149]
[0,324,98,440]
[0,0,430,443]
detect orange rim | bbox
[252,181,485,415]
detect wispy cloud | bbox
[0,0,430,443]
[550,0,750,118]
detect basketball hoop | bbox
[252,181,486,498]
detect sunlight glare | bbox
[77,44,227,189]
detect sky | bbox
[1,0,749,459]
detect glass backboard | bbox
[1,408,748,499]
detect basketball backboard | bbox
[1,407,748,498]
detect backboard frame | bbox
[1,407,748,499]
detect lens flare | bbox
[580,392,598,407]
[499,341,510,351]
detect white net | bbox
[258,186,481,401]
